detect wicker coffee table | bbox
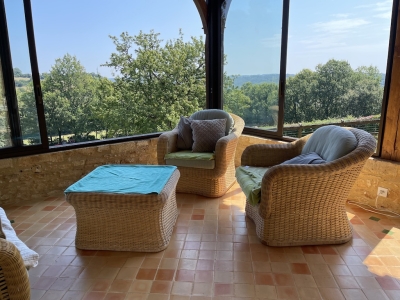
[65,165,180,252]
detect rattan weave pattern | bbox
[241,128,377,246]
[0,239,30,300]
[66,169,180,252]
[158,113,244,198]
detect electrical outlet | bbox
[377,187,388,197]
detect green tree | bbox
[17,84,40,144]
[42,54,98,143]
[344,66,383,117]
[13,68,22,77]
[240,82,278,126]
[314,59,353,119]
[223,74,251,117]
[103,30,206,135]
[284,69,317,123]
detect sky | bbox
[5,0,394,78]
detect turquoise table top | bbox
[65,164,177,195]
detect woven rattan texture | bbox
[0,239,30,300]
[158,113,245,198]
[66,169,180,252]
[241,128,377,247]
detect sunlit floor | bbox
[4,182,400,300]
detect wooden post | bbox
[382,2,400,162]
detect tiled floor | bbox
[4,182,400,300]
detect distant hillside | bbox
[233,73,386,87]
[233,74,294,87]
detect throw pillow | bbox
[176,116,193,150]
[191,119,226,152]
[281,152,326,165]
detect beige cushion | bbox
[191,119,226,152]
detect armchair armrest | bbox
[241,137,308,167]
[259,158,363,219]
[157,128,179,165]
[0,239,31,300]
[213,131,239,176]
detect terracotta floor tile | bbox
[254,273,274,285]
[136,269,157,280]
[376,276,400,289]
[290,263,311,275]
[82,291,107,300]
[335,276,360,289]
[214,283,233,296]
[91,279,112,292]
[49,278,75,291]
[276,286,299,300]
[150,281,173,294]
[33,277,58,290]
[171,281,193,296]
[109,279,132,293]
[3,189,397,299]
[129,280,152,294]
[292,274,317,288]
[297,287,321,299]
[175,270,195,282]
[155,269,175,281]
[273,273,294,286]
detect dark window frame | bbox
[0,0,397,160]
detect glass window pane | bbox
[0,58,12,148]
[4,0,41,146]
[285,0,392,140]
[31,0,205,146]
[224,0,284,131]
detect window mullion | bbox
[23,0,48,148]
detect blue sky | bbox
[5,0,393,78]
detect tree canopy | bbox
[14,31,383,145]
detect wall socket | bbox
[377,187,388,197]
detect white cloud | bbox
[312,18,369,34]
[356,0,392,19]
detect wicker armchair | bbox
[158,112,244,197]
[240,127,376,246]
[0,239,31,300]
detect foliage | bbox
[14,35,384,145]
[103,30,206,135]
[284,59,383,124]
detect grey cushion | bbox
[281,152,326,165]
[191,119,226,152]
[190,109,234,135]
[176,116,193,150]
[301,125,357,162]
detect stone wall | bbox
[0,134,399,214]
[0,138,158,205]
[348,158,400,214]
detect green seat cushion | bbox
[165,151,215,160]
[165,151,215,169]
[236,166,269,206]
